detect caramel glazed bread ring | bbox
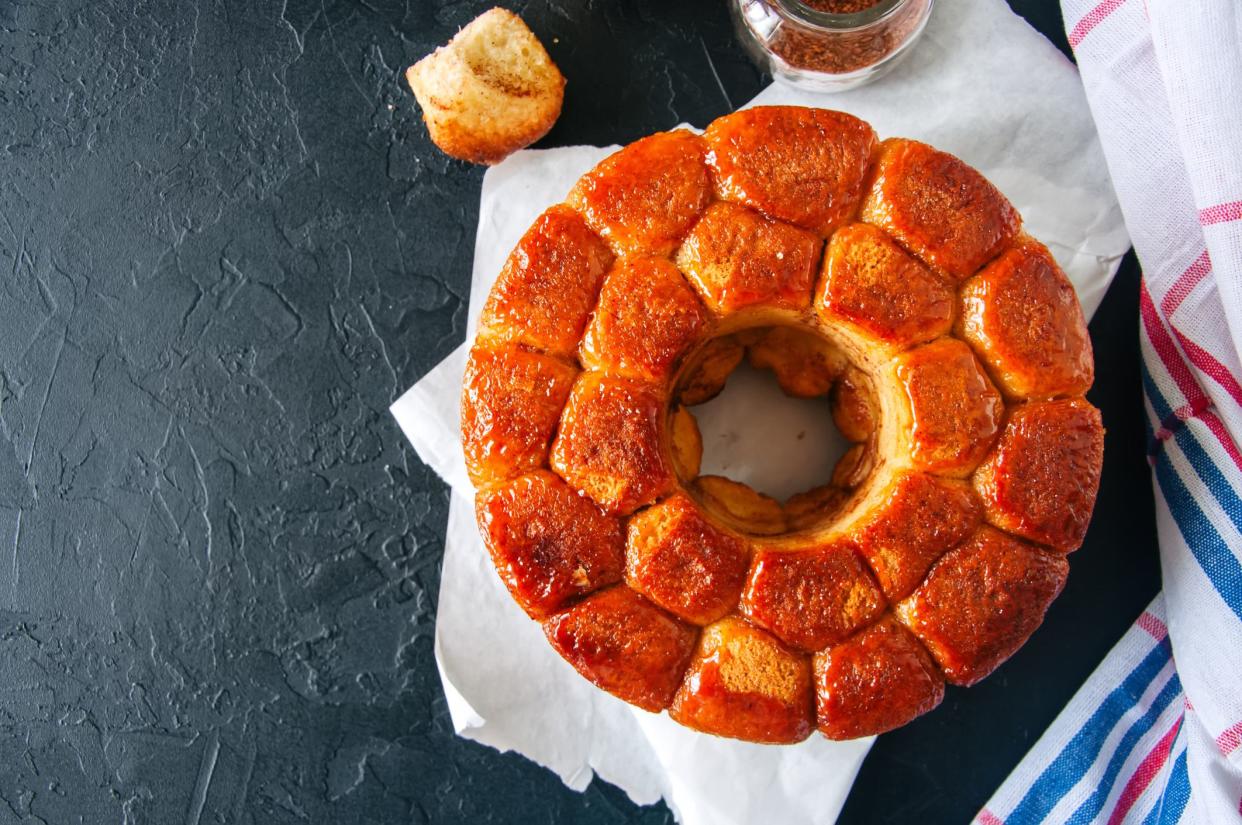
[460,106,1104,744]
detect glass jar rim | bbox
[772,0,908,31]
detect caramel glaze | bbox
[477,204,613,356]
[958,237,1094,400]
[544,586,697,712]
[676,200,823,315]
[861,138,1020,281]
[849,472,983,601]
[896,526,1069,686]
[462,106,1103,741]
[974,398,1104,552]
[476,470,624,619]
[891,338,1005,477]
[460,342,577,485]
[818,222,954,350]
[742,538,886,652]
[626,494,750,626]
[670,617,814,744]
[580,256,708,384]
[551,372,675,516]
[704,106,877,236]
[568,130,711,258]
[815,617,944,740]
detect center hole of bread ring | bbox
[670,325,878,537]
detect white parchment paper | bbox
[391,1,1131,821]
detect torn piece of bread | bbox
[406,8,565,165]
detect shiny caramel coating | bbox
[704,106,877,236]
[460,342,578,485]
[742,540,886,652]
[695,475,787,536]
[580,257,708,383]
[677,334,745,406]
[476,471,625,619]
[670,617,813,743]
[896,527,1068,686]
[747,326,848,398]
[670,405,703,480]
[831,366,877,443]
[544,586,697,712]
[849,472,983,600]
[974,398,1104,552]
[958,238,1094,399]
[478,204,613,356]
[675,201,822,315]
[814,617,944,740]
[784,484,852,532]
[861,139,1020,280]
[626,494,750,625]
[464,108,1101,741]
[892,338,1004,477]
[568,130,711,257]
[817,223,955,350]
[551,374,675,515]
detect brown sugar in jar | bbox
[803,0,883,11]
[730,0,935,92]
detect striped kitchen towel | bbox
[977,1,1242,822]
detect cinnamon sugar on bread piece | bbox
[406,8,565,165]
[551,374,675,516]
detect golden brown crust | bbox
[892,338,1005,477]
[974,398,1104,552]
[896,526,1068,686]
[626,495,750,625]
[958,238,1094,399]
[831,443,875,489]
[580,257,708,383]
[861,139,1020,280]
[849,472,983,600]
[460,342,578,486]
[694,476,788,536]
[742,540,886,651]
[815,617,944,740]
[670,617,813,743]
[476,471,625,618]
[746,326,848,398]
[784,484,852,532]
[676,334,746,406]
[669,405,703,480]
[463,108,1101,742]
[704,106,878,236]
[405,9,565,165]
[817,222,955,350]
[675,201,823,315]
[568,130,712,257]
[478,205,613,356]
[831,366,878,443]
[544,586,697,712]
[551,374,675,515]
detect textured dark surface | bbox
[0,1,1158,824]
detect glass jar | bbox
[730,0,935,93]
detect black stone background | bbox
[0,0,1160,822]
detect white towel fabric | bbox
[975,2,1242,823]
